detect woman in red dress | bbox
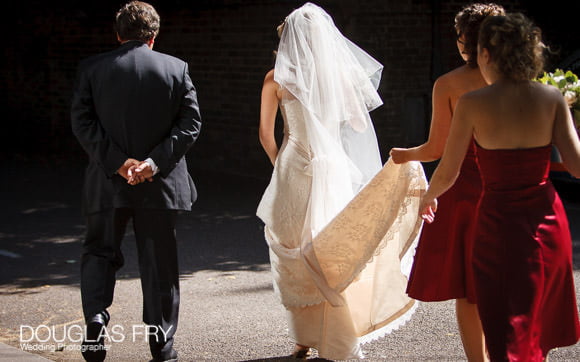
[391,4,504,360]
[419,12,580,361]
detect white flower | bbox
[564,90,578,107]
[554,75,565,82]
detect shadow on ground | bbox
[0,159,272,293]
[2,158,580,294]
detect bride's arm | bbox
[259,69,280,166]
[419,95,474,223]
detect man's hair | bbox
[115,1,160,42]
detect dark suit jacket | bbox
[71,41,202,215]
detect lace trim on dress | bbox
[358,300,419,345]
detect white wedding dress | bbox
[257,94,427,360]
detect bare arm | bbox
[553,94,580,178]
[419,96,474,223]
[259,69,280,166]
[390,78,452,163]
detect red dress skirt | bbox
[473,143,580,361]
[406,140,480,302]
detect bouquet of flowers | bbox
[535,69,580,130]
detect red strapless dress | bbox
[474,143,580,361]
[406,139,481,302]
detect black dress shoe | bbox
[149,348,178,362]
[81,311,110,362]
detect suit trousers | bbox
[80,207,179,356]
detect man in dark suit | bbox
[70,2,201,361]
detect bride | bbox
[257,3,427,359]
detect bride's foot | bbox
[291,344,311,359]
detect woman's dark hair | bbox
[479,13,544,80]
[115,1,160,42]
[454,3,505,68]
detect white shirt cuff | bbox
[144,157,159,175]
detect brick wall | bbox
[4,0,576,179]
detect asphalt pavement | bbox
[1,159,579,361]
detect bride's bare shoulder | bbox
[262,69,279,90]
[264,68,275,82]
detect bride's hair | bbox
[271,18,287,64]
[454,3,505,68]
[479,13,545,80]
[277,19,286,38]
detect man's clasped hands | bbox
[117,158,154,185]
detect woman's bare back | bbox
[466,80,560,150]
